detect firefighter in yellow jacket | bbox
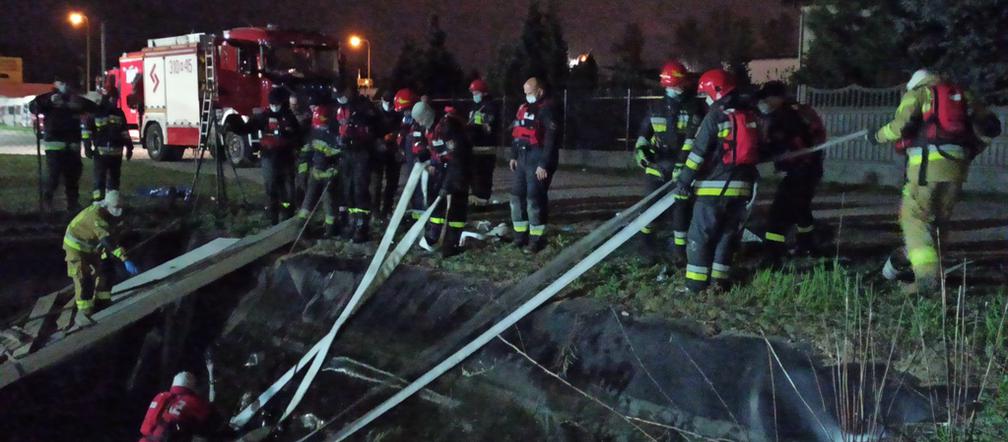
[63,190,140,314]
[868,69,1001,294]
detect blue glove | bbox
[123,260,140,276]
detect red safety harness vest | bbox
[511,103,544,147]
[721,108,761,166]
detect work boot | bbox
[352,216,370,244]
[339,212,353,241]
[526,235,547,254]
[441,228,463,258]
[323,222,338,239]
[666,237,687,267]
[513,231,529,248]
[882,251,914,282]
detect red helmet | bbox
[469,79,489,94]
[393,88,416,112]
[697,68,736,101]
[311,105,332,129]
[659,60,688,88]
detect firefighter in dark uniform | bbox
[467,79,499,202]
[29,75,87,213]
[298,103,344,237]
[674,69,761,293]
[82,78,134,203]
[424,109,473,257]
[247,88,301,225]
[634,60,704,265]
[290,92,313,201]
[334,85,381,242]
[390,89,421,221]
[139,372,235,442]
[408,99,436,220]
[372,90,403,220]
[756,81,827,261]
[510,77,559,253]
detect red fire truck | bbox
[106,26,342,165]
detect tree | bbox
[793,0,909,88]
[488,0,570,97]
[896,0,1008,104]
[671,11,758,75]
[608,23,649,92]
[388,15,465,97]
[758,13,798,58]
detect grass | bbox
[0,153,264,216]
[0,124,34,134]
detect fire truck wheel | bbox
[224,131,254,167]
[144,123,173,162]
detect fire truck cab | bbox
[109,26,342,165]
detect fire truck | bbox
[106,26,342,165]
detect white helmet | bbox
[906,69,932,91]
[172,371,197,390]
[411,101,435,129]
[102,190,123,217]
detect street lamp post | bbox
[68,11,92,91]
[348,35,371,85]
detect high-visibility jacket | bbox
[635,94,704,177]
[29,89,87,149]
[676,93,760,198]
[82,107,134,156]
[63,205,128,261]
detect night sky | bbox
[0,0,797,86]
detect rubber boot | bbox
[442,227,463,258]
[425,222,442,249]
[666,237,687,267]
[323,222,338,239]
[792,229,817,256]
[526,234,547,254]
[882,249,914,283]
[352,214,370,244]
[513,231,529,248]
[338,210,353,241]
[638,234,659,266]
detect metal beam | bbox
[0,219,300,390]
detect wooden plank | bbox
[12,292,61,357]
[111,238,239,296]
[0,219,300,390]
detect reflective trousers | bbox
[371,148,401,219]
[764,172,820,253]
[685,196,749,292]
[639,166,692,255]
[65,248,112,311]
[900,180,961,287]
[92,154,122,202]
[260,149,296,225]
[44,147,83,211]
[510,148,553,239]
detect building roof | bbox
[0,82,52,98]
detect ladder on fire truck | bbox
[190,35,246,208]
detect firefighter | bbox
[509,77,559,253]
[467,79,500,203]
[247,88,301,225]
[139,372,234,442]
[290,92,313,201]
[756,81,827,261]
[868,69,1001,295]
[392,89,423,222]
[674,69,761,293]
[408,98,436,224]
[372,90,402,220]
[28,75,88,214]
[634,60,704,265]
[334,85,381,242]
[297,102,343,237]
[82,77,134,203]
[63,190,139,314]
[424,107,473,257]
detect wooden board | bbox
[111,237,239,296]
[0,219,299,390]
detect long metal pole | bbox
[624,88,631,150]
[100,21,106,75]
[366,40,371,81]
[85,20,91,91]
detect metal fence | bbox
[433,85,1008,166]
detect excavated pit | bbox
[1,248,954,441]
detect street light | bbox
[348,35,371,86]
[68,11,106,92]
[68,11,91,91]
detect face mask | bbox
[269,104,281,112]
[525,94,537,104]
[665,87,682,98]
[337,96,349,104]
[473,93,483,103]
[757,101,772,115]
[56,84,68,94]
[381,101,391,112]
[705,96,715,106]
[107,206,123,217]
